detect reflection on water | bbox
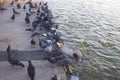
[45,0,120,79]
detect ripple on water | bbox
[45,0,120,79]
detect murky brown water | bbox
[45,0,120,80]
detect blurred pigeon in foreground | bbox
[17,3,21,9]
[27,60,35,80]
[7,54,25,67]
[11,14,15,21]
[23,5,26,10]
[51,74,59,80]
[0,7,8,11]
[31,38,36,48]
[10,1,14,5]
[25,15,30,24]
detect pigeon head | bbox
[28,60,32,64]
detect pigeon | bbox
[10,1,14,5]
[29,2,36,8]
[31,30,41,37]
[51,74,59,80]
[44,57,57,68]
[39,2,41,5]
[37,8,40,13]
[8,55,25,67]
[6,44,11,53]
[12,8,20,14]
[25,1,34,8]
[34,3,38,8]
[0,7,8,11]
[59,57,73,66]
[44,2,48,5]
[26,12,31,17]
[31,38,36,48]
[11,14,15,21]
[73,53,79,61]
[52,55,65,61]
[45,57,56,64]
[39,39,47,49]
[55,25,58,29]
[23,5,26,10]
[25,16,30,24]
[17,3,21,9]
[45,44,53,53]
[27,60,35,80]
[25,28,34,32]
[29,7,36,14]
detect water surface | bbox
[45,0,120,80]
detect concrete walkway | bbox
[0,0,66,80]
[0,0,42,51]
[0,50,45,61]
[0,61,66,80]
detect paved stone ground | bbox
[0,0,43,51]
[0,50,67,80]
[0,61,66,80]
[0,0,67,80]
